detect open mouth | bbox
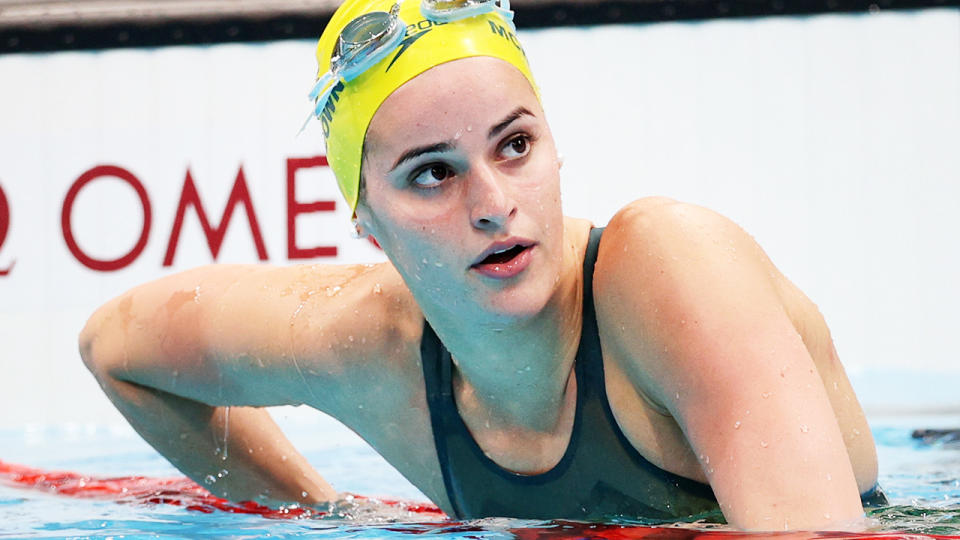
[477,245,529,266]
[470,242,535,279]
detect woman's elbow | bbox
[78,294,130,380]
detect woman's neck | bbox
[422,218,592,433]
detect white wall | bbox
[1,8,958,428]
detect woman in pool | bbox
[79,0,880,531]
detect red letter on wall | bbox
[163,166,269,267]
[286,156,337,259]
[62,165,152,272]
[0,181,14,276]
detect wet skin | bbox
[79,57,878,531]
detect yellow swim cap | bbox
[313,0,538,213]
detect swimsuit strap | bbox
[420,227,720,520]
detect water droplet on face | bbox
[373,283,383,294]
[852,428,861,437]
[466,125,473,132]
[833,381,839,390]
[301,491,309,498]
[826,473,832,481]
[800,424,809,433]
[734,421,741,429]
[824,513,831,520]
[761,392,771,399]
[760,441,768,448]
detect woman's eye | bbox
[410,163,452,188]
[502,135,531,159]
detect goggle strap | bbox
[308,72,335,101]
[313,79,340,118]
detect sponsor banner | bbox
[1,10,959,425]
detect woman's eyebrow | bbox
[488,107,534,139]
[390,141,455,172]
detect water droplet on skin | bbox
[800,424,809,433]
[824,513,831,520]
[833,381,839,390]
[761,392,771,399]
[734,421,741,429]
[826,473,832,481]
[348,335,354,342]
[852,428,861,437]
[760,441,768,448]
[301,491,308,498]
[281,455,288,462]
[675,392,680,400]
[466,125,473,132]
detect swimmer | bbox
[79,0,881,530]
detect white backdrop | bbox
[1,8,958,429]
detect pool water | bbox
[1,415,958,539]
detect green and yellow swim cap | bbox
[313,0,538,213]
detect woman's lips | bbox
[471,244,534,279]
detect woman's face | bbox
[357,57,564,323]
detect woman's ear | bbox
[352,203,379,246]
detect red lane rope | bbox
[3,460,959,539]
[0,459,444,519]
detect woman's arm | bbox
[595,198,866,531]
[79,262,416,506]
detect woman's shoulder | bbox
[286,261,426,365]
[596,197,779,283]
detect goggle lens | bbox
[335,11,399,69]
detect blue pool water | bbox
[1,414,958,538]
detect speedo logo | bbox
[386,19,446,72]
[319,80,346,138]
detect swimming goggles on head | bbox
[306,0,516,126]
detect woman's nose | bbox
[467,165,517,231]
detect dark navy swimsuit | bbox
[419,227,720,520]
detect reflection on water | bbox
[0,421,957,539]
